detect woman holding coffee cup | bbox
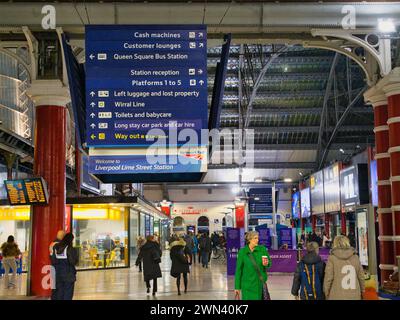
[234,231,272,300]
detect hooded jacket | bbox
[1,242,21,258]
[138,241,162,282]
[170,239,190,276]
[323,248,365,300]
[291,252,325,300]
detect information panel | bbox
[85,25,207,148]
[300,187,311,218]
[4,178,49,206]
[248,188,273,214]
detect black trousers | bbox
[55,280,75,300]
[191,253,196,264]
[176,273,188,292]
[146,278,158,293]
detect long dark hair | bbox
[7,235,14,243]
[56,233,74,254]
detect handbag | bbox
[247,253,271,300]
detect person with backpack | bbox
[137,235,162,296]
[51,233,79,300]
[191,232,198,265]
[323,235,365,300]
[183,233,194,263]
[234,231,272,300]
[199,233,212,268]
[291,241,325,300]
[1,235,21,289]
[170,237,191,295]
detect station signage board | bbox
[340,164,369,212]
[248,188,273,214]
[4,178,49,206]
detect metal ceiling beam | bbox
[316,53,339,166]
[245,142,371,151]
[221,107,373,117]
[209,162,315,169]
[220,125,373,133]
[318,85,369,169]
[1,3,398,34]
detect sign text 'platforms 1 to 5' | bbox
[85,25,208,148]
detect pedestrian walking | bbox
[192,233,198,265]
[1,235,21,289]
[323,235,365,300]
[234,231,272,300]
[170,237,191,295]
[199,233,212,268]
[51,233,79,300]
[291,241,325,300]
[135,236,146,272]
[49,230,66,299]
[137,235,162,296]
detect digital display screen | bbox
[291,192,301,219]
[310,170,325,214]
[4,178,49,206]
[323,163,341,213]
[300,188,311,218]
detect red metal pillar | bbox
[365,85,394,281]
[341,211,347,235]
[384,71,400,263]
[312,215,316,232]
[28,81,69,297]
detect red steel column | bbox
[325,213,330,238]
[383,69,400,263]
[28,81,69,297]
[365,86,394,281]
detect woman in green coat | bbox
[234,231,272,300]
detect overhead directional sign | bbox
[85,25,208,148]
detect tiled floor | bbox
[0,252,294,300]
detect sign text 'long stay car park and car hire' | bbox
[85,25,208,182]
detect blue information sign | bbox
[85,25,208,148]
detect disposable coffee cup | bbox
[262,256,268,265]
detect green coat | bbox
[234,245,272,300]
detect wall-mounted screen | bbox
[292,192,301,219]
[300,187,311,218]
[323,163,341,213]
[4,178,49,206]
[310,170,325,215]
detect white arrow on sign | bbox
[198,69,203,75]
[90,123,96,129]
[199,32,204,38]
[90,91,95,97]
[199,43,204,48]
[90,113,96,118]
[199,80,204,85]
[89,54,95,60]
[90,102,96,107]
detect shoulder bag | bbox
[247,252,271,300]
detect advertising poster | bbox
[323,163,341,212]
[256,225,271,249]
[370,160,378,207]
[300,187,311,218]
[357,209,369,266]
[310,170,325,215]
[226,228,244,275]
[340,165,359,212]
[235,205,245,229]
[291,192,301,219]
[145,215,151,236]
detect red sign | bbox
[235,205,245,228]
[161,205,171,217]
[65,206,72,233]
[174,207,208,215]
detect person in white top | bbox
[322,232,331,248]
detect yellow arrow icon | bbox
[91,134,96,140]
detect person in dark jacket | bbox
[291,241,325,300]
[51,233,78,300]
[49,230,65,299]
[199,233,212,268]
[170,237,191,295]
[137,235,162,296]
[1,235,21,289]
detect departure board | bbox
[4,178,49,206]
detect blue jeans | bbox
[201,251,209,266]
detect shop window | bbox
[0,206,30,272]
[72,204,129,270]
